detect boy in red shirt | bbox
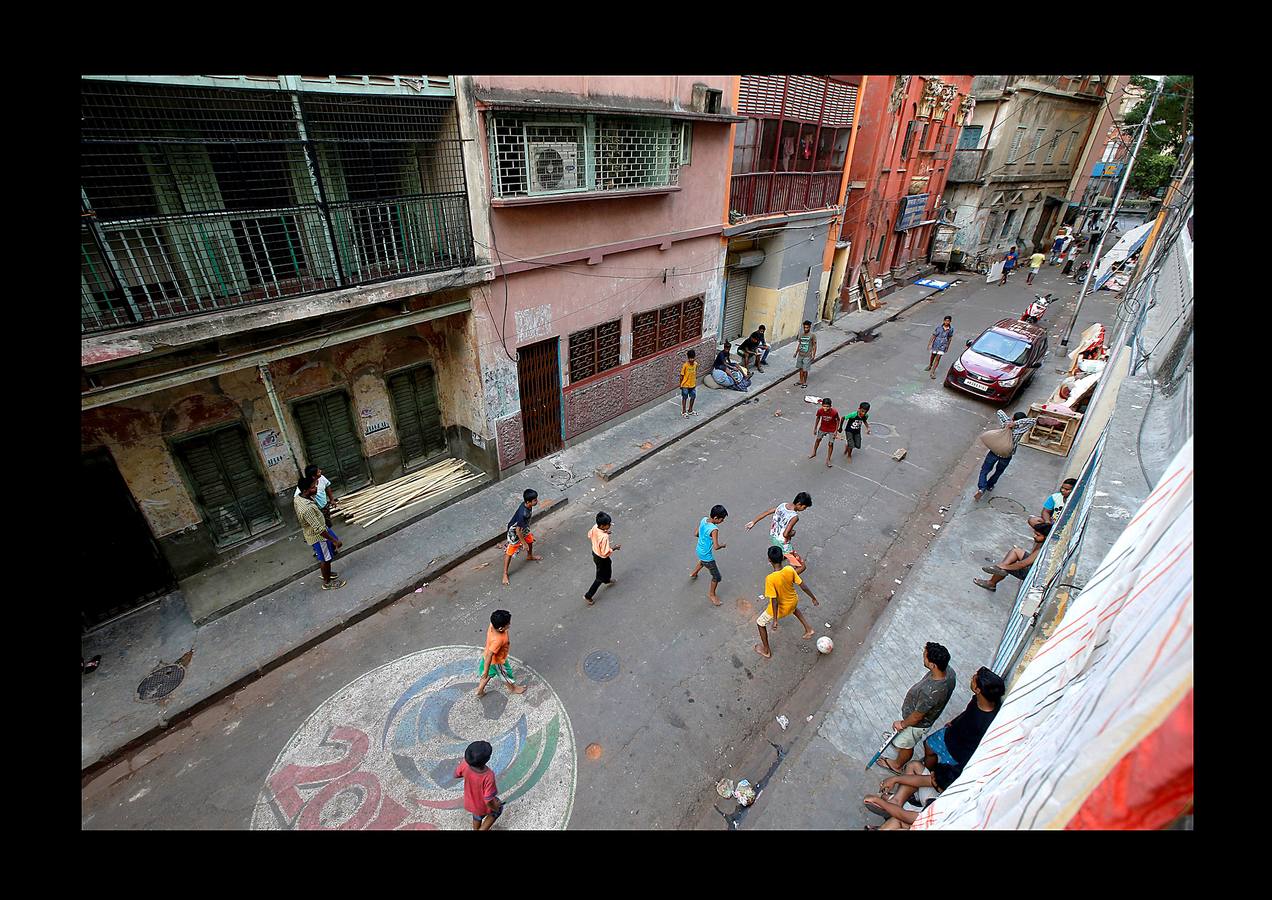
[808,397,841,467]
[454,740,503,830]
[476,609,527,697]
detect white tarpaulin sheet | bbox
[1092,222,1154,291]
[913,438,1193,829]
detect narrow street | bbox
[81,267,1103,830]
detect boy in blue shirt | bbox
[690,504,728,606]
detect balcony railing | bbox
[729,171,844,219]
[81,195,474,333]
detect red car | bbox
[944,318,1046,404]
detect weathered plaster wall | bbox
[82,315,482,555]
[741,282,810,344]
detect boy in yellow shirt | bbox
[679,349,698,418]
[755,545,820,659]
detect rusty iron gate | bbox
[517,338,563,463]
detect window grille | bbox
[80,79,473,334]
[631,297,703,362]
[568,319,621,383]
[489,112,680,199]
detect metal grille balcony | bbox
[80,79,474,334]
[729,171,843,218]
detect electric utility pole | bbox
[1060,75,1166,348]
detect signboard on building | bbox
[895,193,929,231]
[1092,162,1123,178]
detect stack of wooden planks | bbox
[337,458,481,527]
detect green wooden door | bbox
[388,365,446,466]
[175,426,280,547]
[293,390,370,492]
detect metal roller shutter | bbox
[294,391,371,492]
[388,365,446,465]
[176,426,280,547]
[722,267,750,343]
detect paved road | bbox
[82,268,1088,830]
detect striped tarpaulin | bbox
[913,437,1193,829]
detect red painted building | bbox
[838,75,973,307]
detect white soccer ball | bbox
[816,636,834,654]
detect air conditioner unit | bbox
[528,142,580,193]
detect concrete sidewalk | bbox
[81,280,950,773]
[703,382,1073,829]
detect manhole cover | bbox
[987,496,1028,515]
[137,664,185,701]
[582,650,620,682]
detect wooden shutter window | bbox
[683,296,704,341]
[388,365,445,466]
[294,391,370,492]
[176,425,279,548]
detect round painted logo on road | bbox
[251,646,576,830]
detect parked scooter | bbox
[1022,293,1052,324]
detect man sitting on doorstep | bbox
[862,668,1006,830]
[878,642,956,774]
[973,522,1052,592]
[1029,478,1076,530]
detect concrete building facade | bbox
[941,75,1109,262]
[836,74,973,307]
[462,75,741,470]
[80,75,497,628]
[723,75,865,339]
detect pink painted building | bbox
[461,76,739,469]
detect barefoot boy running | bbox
[690,504,728,606]
[809,397,841,467]
[755,545,820,659]
[502,488,541,585]
[476,609,527,697]
[746,492,812,573]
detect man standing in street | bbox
[795,320,817,388]
[926,316,954,379]
[878,642,956,774]
[999,246,1018,286]
[1026,249,1046,285]
[974,409,1039,501]
[295,474,345,591]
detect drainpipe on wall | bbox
[259,363,304,478]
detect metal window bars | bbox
[80,80,473,334]
[489,112,680,198]
[567,319,622,383]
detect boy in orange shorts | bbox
[477,609,526,697]
[755,545,820,659]
[502,488,540,585]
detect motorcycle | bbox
[1022,293,1052,324]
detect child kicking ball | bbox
[755,545,820,659]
